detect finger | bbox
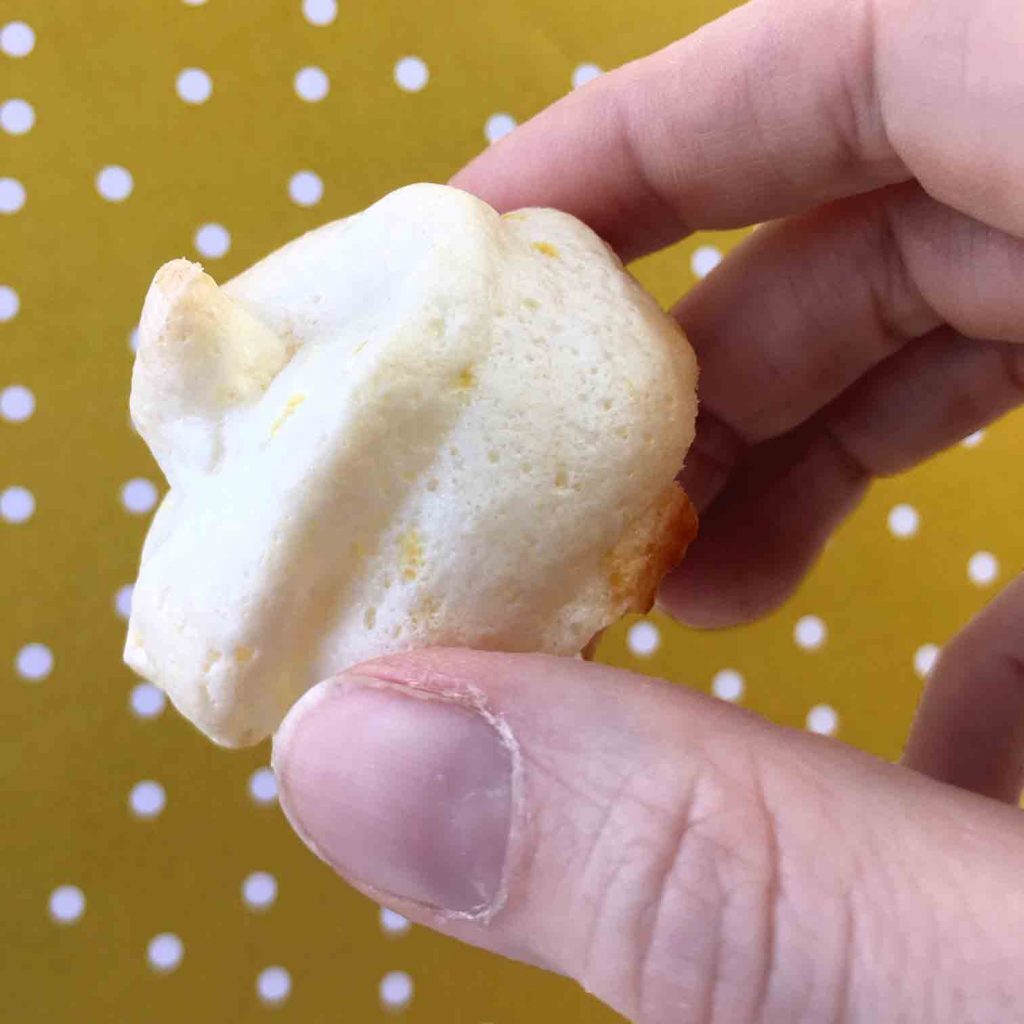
[667,328,1024,627]
[903,574,1024,803]
[451,0,1024,259]
[674,182,1024,447]
[273,651,1024,1024]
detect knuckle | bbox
[575,749,786,1024]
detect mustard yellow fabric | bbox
[3,1,1022,1021]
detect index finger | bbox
[453,0,907,260]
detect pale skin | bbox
[272,0,1024,1020]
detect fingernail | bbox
[273,676,514,916]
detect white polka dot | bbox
[690,245,723,279]
[806,703,839,736]
[1,485,34,523]
[130,780,166,819]
[130,683,166,719]
[571,62,602,89]
[194,222,230,258]
[711,669,744,702]
[968,551,999,587]
[129,326,140,352]
[887,503,919,539]
[95,165,133,202]
[288,170,323,207]
[242,871,278,910]
[794,615,826,651]
[257,966,291,1005]
[49,885,85,924]
[15,642,52,681]
[626,620,660,657]
[394,56,428,92]
[0,284,19,320]
[1,98,35,134]
[380,971,413,1009]
[114,583,134,620]
[302,0,337,25]
[294,65,329,102]
[379,907,411,936]
[1,384,34,421]
[176,67,212,104]
[961,430,985,449]
[1,21,35,58]
[147,933,183,972]
[249,766,277,804]
[121,477,158,514]
[0,176,25,213]
[913,643,940,679]
[484,112,516,144]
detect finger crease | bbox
[999,343,1024,397]
[869,191,938,347]
[818,418,874,483]
[748,764,783,1024]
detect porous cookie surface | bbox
[125,184,698,746]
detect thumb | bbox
[272,651,1024,1023]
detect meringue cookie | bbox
[125,183,698,747]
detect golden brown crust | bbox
[605,483,699,616]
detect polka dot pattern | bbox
[690,245,722,278]
[121,478,158,514]
[394,56,429,92]
[129,780,166,819]
[242,871,278,910]
[2,485,35,523]
[5,3,1023,1022]
[147,933,184,973]
[49,885,85,924]
[0,176,26,213]
[1,21,35,58]
[288,170,323,207]
[380,970,414,1010]
[302,0,337,26]
[130,682,166,719]
[626,620,660,657]
[806,704,839,736]
[913,644,940,679]
[571,62,602,88]
[887,503,919,538]
[968,551,999,587]
[1,97,35,134]
[0,284,20,320]
[95,165,133,202]
[794,615,827,651]
[248,767,277,805]
[257,966,291,1005]
[294,66,329,101]
[1,384,34,421]
[194,222,231,259]
[484,112,516,144]
[15,642,52,681]
[175,68,211,104]
[711,669,744,702]
[114,583,134,620]
[380,907,411,936]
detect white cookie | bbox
[125,184,698,746]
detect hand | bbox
[273,0,1024,1020]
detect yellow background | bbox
[3,1,1022,1021]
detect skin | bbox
[273,0,1024,1020]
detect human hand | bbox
[273,1,1024,1021]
